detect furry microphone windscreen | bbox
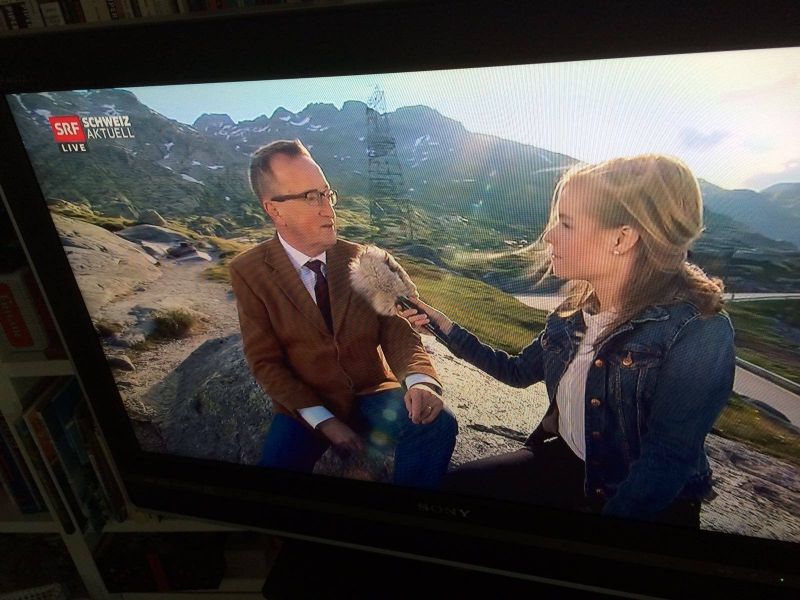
[349,245,418,315]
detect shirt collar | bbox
[277,233,327,273]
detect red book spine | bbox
[0,282,35,348]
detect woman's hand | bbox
[397,296,454,336]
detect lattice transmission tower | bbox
[365,86,413,240]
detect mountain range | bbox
[8,88,800,251]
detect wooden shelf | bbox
[0,488,59,533]
[0,353,72,379]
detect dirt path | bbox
[104,257,239,427]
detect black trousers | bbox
[442,430,701,528]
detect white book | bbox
[38,1,67,25]
[118,0,133,19]
[93,0,110,20]
[78,0,98,21]
[23,0,43,26]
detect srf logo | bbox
[48,115,87,152]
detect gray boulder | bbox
[149,334,270,465]
[147,333,391,479]
[139,209,167,226]
[117,224,193,245]
[52,213,161,314]
[107,354,135,371]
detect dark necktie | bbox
[305,260,333,332]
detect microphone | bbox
[348,245,450,346]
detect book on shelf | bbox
[74,400,128,522]
[77,0,107,21]
[104,0,124,19]
[14,401,77,533]
[0,0,44,29]
[135,0,156,16]
[56,0,85,23]
[0,410,47,514]
[122,0,141,18]
[36,0,67,25]
[95,532,229,592]
[24,377,113,533]
[0,264,65,359]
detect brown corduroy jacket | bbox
[229,236,439,422]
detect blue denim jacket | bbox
[447,301,736,521]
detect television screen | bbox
[1,1,798,596]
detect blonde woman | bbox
[400,155,735,526]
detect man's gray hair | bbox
[249,139,311,201]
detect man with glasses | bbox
[230,139,457,488]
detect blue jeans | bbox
[258,388,458,489]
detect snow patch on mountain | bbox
[181,174,205,185]
[13,95,29,112]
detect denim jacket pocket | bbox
[605,344,663,462]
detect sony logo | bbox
[417,502,471,518]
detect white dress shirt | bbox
[556,309,616,460]
[277,234,441,428]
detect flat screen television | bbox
[1,1,798,596]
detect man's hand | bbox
[316,417,365,455]
[404,385,445,425]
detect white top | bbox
[556,309,616,461]
[277,234,440,429]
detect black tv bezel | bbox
[1,0,799,596]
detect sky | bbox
[125,47,799,191]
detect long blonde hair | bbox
[545,154,724,338]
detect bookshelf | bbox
[0,206,276,597]
[0,0,389,34]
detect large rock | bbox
[147,334,391,479]
[97,195,139,221]
[52,213,161,314]
[148,334,269,464]
[117,224,193,245]
[139,209,167,226]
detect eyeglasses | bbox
[270,188,338,207]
